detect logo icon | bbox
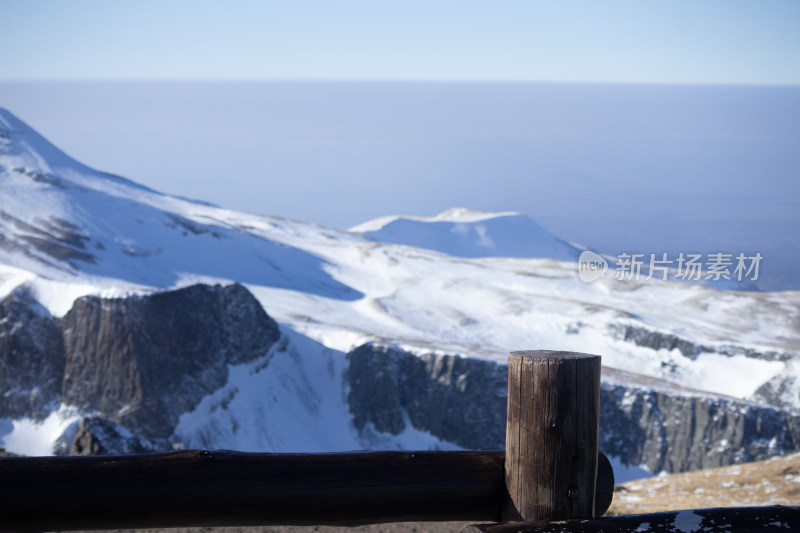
[578,250,608,283]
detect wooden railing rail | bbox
[0,448,614,531]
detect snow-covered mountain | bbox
[351,208,581,260]
[1,108,799,480]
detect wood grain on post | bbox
[503,350,602,522]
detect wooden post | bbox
[503,350,602,522]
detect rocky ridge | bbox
[346,343,800,474]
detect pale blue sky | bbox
[1,0,799,84]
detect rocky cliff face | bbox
[0,283,281,445]
[60,283,280,439]
[609,323,791,364]
[348,343,507,450]
[0,288,65,420]
[346,343,800,474]
[600,381,800,473]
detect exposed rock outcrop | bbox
[348,343,507,450]
[0,288,65,420]
[600,382,800,472]
[609,323,791,364]
[60,283,281,439]
[55,417,171,456]
[346,343,800,474]
[0,283,281,448]
[751,363,800,414]
[609,323,701,359]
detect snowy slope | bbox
[1,108,799,458]
[0,108,358,300]
[171,329,459,453]
[351,208,581,260]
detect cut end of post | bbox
[503,349,602,523]
[509,350,602,361]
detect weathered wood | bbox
[0,449,613,531]
[462,505,800,533]
[503,350,602,522]
[0,450,502,531]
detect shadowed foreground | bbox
[70,452,800,533]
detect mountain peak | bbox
[431,207,517,222]
[0,108,86,175]
[351,209,581,260]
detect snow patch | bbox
[672,510,705,532]
[0,406,80,456]
[606,454,654,483]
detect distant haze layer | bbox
[0,81,797,290]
